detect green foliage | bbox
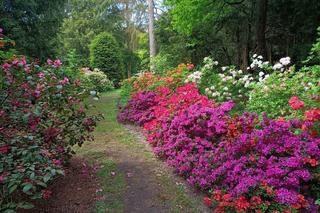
[123,48,141,77]
[0,0,66,60]
[53,49,83,80]
[165,0,320,66]
[152,53,176,75]
[0,58,100,211]
[154,12,191,74]
[305,27,320,65]
[119,78,135,106]
[89,32,125,85]
[0,34,17,64]
[82,68,115,92]
[247,66,320,118]
[57,0,123,66]
[135,32,150,71]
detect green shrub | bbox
[82,68,114,92]
[247,65,320,118]
[89,32,124,86]
[153,52,176,75]
[0,58,101,211]
[304,27,320,65]
[119,78,135,106]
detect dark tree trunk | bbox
[236,27,242,67]
[255,0,268,58]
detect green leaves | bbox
[89,32,124,85]
[18,202,34,209]
[1,40,100,210]
[8,185,18,194]
[22,183,33,194]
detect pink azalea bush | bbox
[118,78,320,212]
[0,33,100,211]
[117,91,158,126]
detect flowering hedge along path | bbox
[0,31,100,211]
[118,82,320,213]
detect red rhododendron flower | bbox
[288,96,304,110]
[303,158,318,167]
[291,195,307,209]
[47,59,53,65]
[187,63,194,70]
[41,189,52,200]
[74,79,81,87]
[53,159,62,166]
[28,116,41,131]
[222,193,232,202]
[0,145,10,154]
[250,196,262,207]
[0,174,5,184]
[203,197,211,207]
[235,196,250,212]
[53,59,62,68]
[59,77,69,85]
[43,128,61,142]
[38,72,45,78]
[304,108,320,122]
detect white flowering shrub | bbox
[196,56,271,104]
[189,55,299,112]
[81,68,114,92]
[185,71,203,84]
[201,65,265,103]
[247,65,320,118]
[185,57,218,84]
[249,54,270,70]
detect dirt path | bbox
[26,91,209,213]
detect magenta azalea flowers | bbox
[118,82,320,212]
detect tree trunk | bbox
[147,0,156,71]
[255,0,268,58]
[124,1,133,78]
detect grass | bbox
[74,90,207,213]
[94,159,126,213]
[75,90,131,213]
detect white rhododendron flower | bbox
[273,63,283,70]
[279,57,290,66]
[90,90,97,96]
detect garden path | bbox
[27,91,208,213]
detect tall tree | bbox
[165,0,320,67]
[119,0,147,77]
[57,0,123,66]
[147,0,156,70]
[0,0,66,60]
[255,0,268,58]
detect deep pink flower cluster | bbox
[210,117,320,211]
[0,55,100,210]
[117,91,158,126]
[118,84,320,212]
